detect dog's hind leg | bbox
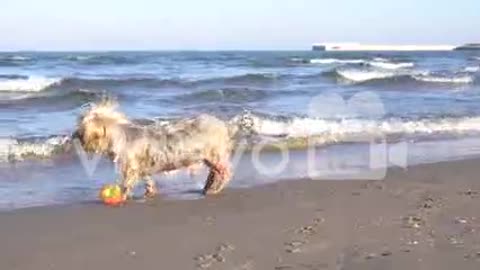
[202,160,231,195]
[144,175,157,198]
[203,169,220,195]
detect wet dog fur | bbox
[74,100,234,200]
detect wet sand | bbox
[1,159,480,270]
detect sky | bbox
[0,0,478,50]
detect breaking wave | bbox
[0,136,70,162]
[333,68,475,84]
[412,74,474,84]
[5,66,471,95]
[65,55,95,61]
[0,88,99,109]
[57,73,281,89]
[308,58,365,65]
[0,55,32,66]
[464,66,479,73]
[244,114,480,145]
[297,58,414,70]
[335,69,398,82]
[0,73,283,102]
[64,54,136,65]
[367,61,414,70]
[5,112,480,162]
[0,77,62,92]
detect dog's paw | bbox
[203,177,223,196]
[144,190,157,199]
[203,182,226,196]
[121,193,133,202]
[203,188,221,196]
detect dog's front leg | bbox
[121,172,138,201]
[121,180,134,201]
[144,176,158,198]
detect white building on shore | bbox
[312,43,456,51]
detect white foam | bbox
[309,58,365,64]
[0,136,68,162]
[0,77,62,92]
[336,69,397,82]
[307,58,414,70]
[413,74,474,84]
[464,66,479,72]
[290,57,304,62]
[67,55,94,61]
[335,68,474,84]
[368,61,414,70]
[0,55,30,61]
[249,115,480,143]
[10,56,29,61]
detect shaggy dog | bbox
[74,100,237,200]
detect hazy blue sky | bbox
[1,0,478,50]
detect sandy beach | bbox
[1,0,479,268]
[1,159,480,270]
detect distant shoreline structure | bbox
[312,43,480,51]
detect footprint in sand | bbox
[283,217,325,254]
[194,243,235,269]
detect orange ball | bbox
[99,184,124,206]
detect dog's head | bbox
[74,100,129,154]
